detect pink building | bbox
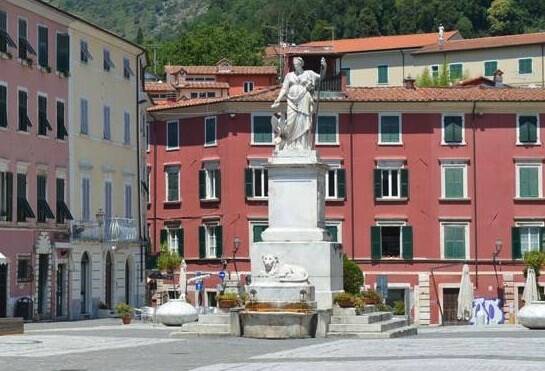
[0,1,72,319]
[147,82,545,325]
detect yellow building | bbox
[65,14,148,319]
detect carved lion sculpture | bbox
[261,254,309,283]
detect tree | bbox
[343,255,363,295]
[487,0,526,35]
[157,246,182,294]
[135,27,144,45]
[523,251,545,278]
[416,67,433,87]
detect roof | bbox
[414,32,545,54]
[34,0,144,52]
[177,81,230,89]
[164,65,277,75]
[147,97,228,112]
[145,82,176,92]
[300,31,460,54]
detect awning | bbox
[0,252,7,265]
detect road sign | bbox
[195,282,203,291]
[219,271,226,280]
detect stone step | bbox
[330,312,393,324]
[197,314,231,324]
[327,325,417,339]
[328,318,407,333]
[179,323,231,334]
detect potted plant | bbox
[334,292,355,308]
[362,289,382,305]
[217,292,238,309]
[115,303,134,325]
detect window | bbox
[512,223,545,259]
[204,116,217,146]
[18,18,35,61]
[442,114,464,144]
[516,163,542,199]
[80,98,88,135]
[146,122,150,151]
[56,33,70,75]
[519,58,532,74]
[199,162,220,201]
[377,65,388,84]
[379,113,401,144]
[250,221,268,243]
[17,256,32,282]
[325,162,346,200]
[37,174,54,223]
[449,63,463,80]
[103,106,111,140]
[56,100,67,140]
[37,26,48,69]
[190,92,198,99]
[441,223,469,259]
[165,165,180,202]
[38,95,51,136]
[104,180,112,219]
[103,49,114,71]
[123,57,133,80]
[252,114,273,144]
[1,11,18,54]
[441,162,467,199]
[81,176,90,221]
[371,223,413,260]
[0,84,7,128]
[0,171,13,222]
[244,81,254,93]
[199,223,223,259]
[316,115,338,144]
[199,92,206,98]
[484,61,497,77]
[124,184,132,219]
[146,167,151,204]
[517,114,539,144]
[340,68,351,85]
[431,65,439,79]
[80,40,91,63]
[166,121,179,149]
[245,161,268,199]
[56,177,72,224]
[206,92,216,98]
[374,162,408,200]
[16,172,34,222]
[325,221,342,243]
[161,227,184,256]
[123,112,131,145]
[18,89,31,132]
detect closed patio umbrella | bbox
[457,264,474,321]
[522,267,539,305]
[179,260,187,300]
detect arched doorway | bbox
[125,258,131,305]
[80,253,90,314]
[105,252,113,309]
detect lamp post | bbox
[233,237,241,280]
[96,209,105,242]
[493,239,503,298]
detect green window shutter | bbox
[512,227,522,259]
[317,116,337,143]
[519,58,532,74]
[337,168,346,199]
[245,168,253,198]
[373,169,382,198]
[519,116,538,143]
[199,226,206,258]
[56,33,70,74]
[326,225,338,242]
[371,226,381,260]
[215,225,223,258]
[38,26,48,68]
[540,227,545,252]
[215,169,221,200]
[380,116,400,143]
[444,225,466,259]
[445,167,464,198]
[0,85,6,128]
[253,224,267,242]
[400,169,409,198]
[519,167,539,198]
[402,226,413,260]
[377,65,388,84]
[199,169,206,200]
[484,61,497,76]
[176,229,184,257]
[159,229,167,250]
[444,116,463,143]
[253,115,272,143]
[5,172,12,222]
[449,64,462,80]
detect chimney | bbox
[493,69,504,87]
[438,24,445,49]
[404,75,416,89]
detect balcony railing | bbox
[71,218,138,243]
[319,73,346,98]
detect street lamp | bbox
[233,237,241,280]
[96,209,105,242]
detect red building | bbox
[146,83,545,325]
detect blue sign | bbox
[195,282,203,291]
[219,271,226,280]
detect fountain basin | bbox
[156,299,198,326]
[518,301,545,329]
[240,310,317,339]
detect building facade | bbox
[147,84,545,325]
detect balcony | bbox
[71,218,138,243]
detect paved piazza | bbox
[1,320,545,370]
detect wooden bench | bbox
[0,318,24,336]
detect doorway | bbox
[105,252,113,309]
[56,264,65,317]
[125,258,131,305]
[37,254,49,316]
[80,252,90,314]
[0,263,7,317]
[442,287,468,325]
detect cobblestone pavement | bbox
[1,320,545,371]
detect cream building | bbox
[66,16,148,319]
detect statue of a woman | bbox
[271,57,327,151]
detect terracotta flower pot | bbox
[121,315,132,325]
[218,299,237,309]
[337,300,354,308]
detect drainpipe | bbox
[541,44,544,88]
[400,50,405,80]
[471,101,479,288]
[349,102,355,259]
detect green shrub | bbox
[393,300,405,315]
[362,289,382,305]
[217,292,238,301]
[343,255,363,295]
[524,250,545,277]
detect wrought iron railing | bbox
[71,218,138,242]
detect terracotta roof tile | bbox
[164,65,277,75]
[177,81,230,89]
[147,97,228,112]
[145,82,175,92]
[414,32,545,54]
[301,31,460,54]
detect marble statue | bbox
[271,57,327,151]
[260,255,309,283]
